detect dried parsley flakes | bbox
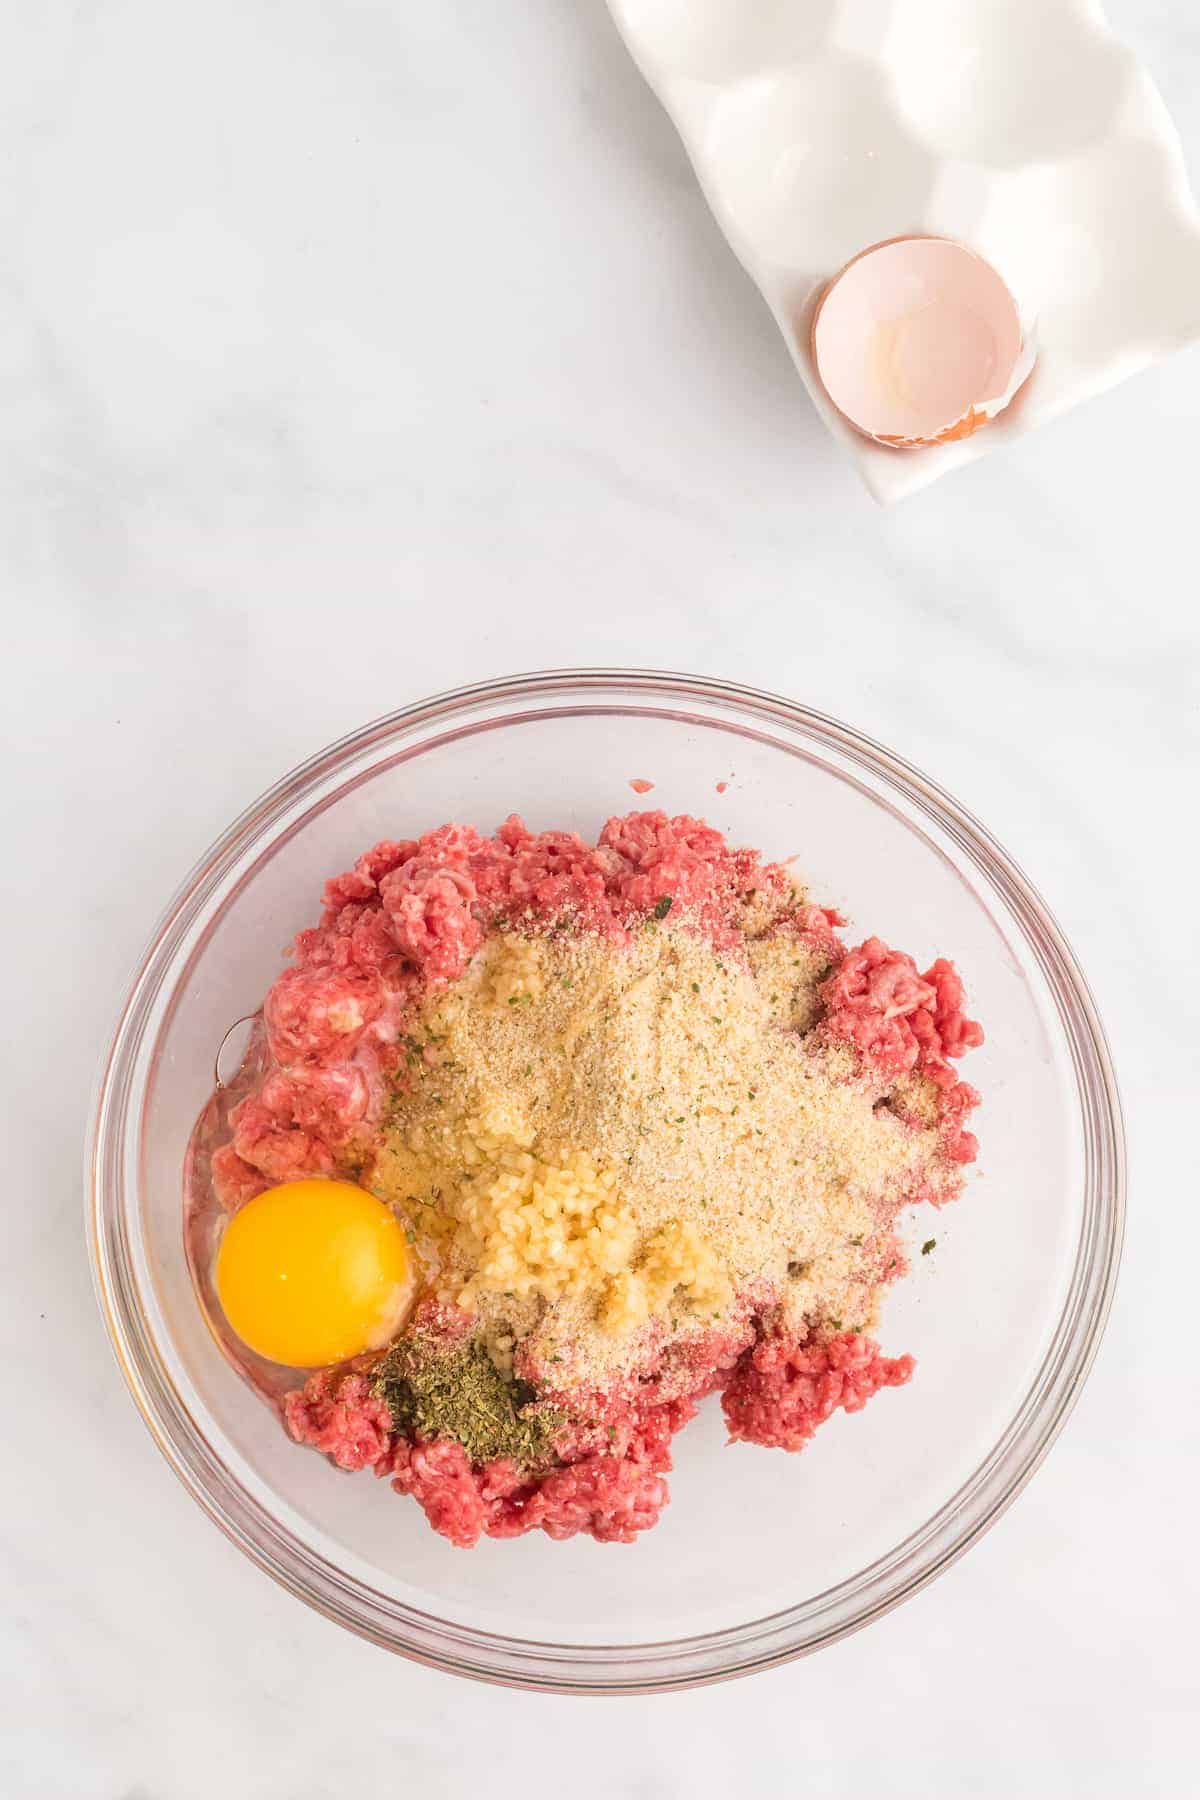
[371,1336,563,1470]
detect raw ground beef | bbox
[283,1322,916,1546]
[214,812,983,1546]
[281,1371,393,1474]
[213,812,980,1214]
[284,1328,736,1547]
[722,1330,916,1453]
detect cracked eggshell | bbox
[810,236,1033,449]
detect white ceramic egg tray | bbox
[606,0,1200,501]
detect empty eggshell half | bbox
[811,237,1033,448]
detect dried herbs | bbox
[371,1335,564,1470]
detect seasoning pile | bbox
[203,811,983,1547]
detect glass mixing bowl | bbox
[88,670,1124,1692]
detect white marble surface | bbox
[2,2,1198,1795]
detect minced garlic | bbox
[600,1219,733,1334]
[484,934,544,1010]
[451,1143,638,1311]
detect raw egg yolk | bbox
[216,1178,412,1368]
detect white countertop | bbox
[3,3,1198,1795]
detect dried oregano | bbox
[372,1335,563,1470]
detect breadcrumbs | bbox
[369,926,957,1386]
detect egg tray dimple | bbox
[606,0,1200,501]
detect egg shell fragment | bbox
[811,237,1030,449]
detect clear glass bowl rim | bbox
[87,667,1125,1694]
